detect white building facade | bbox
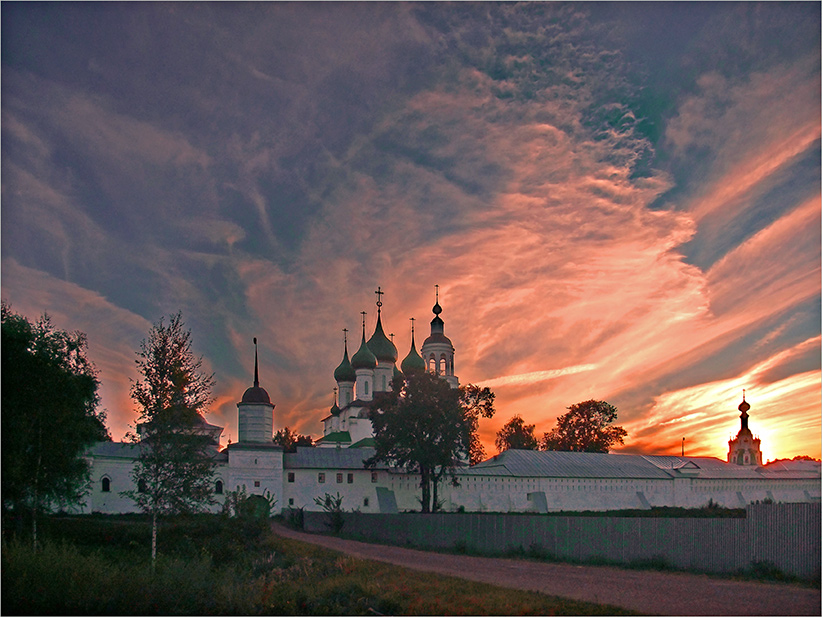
[80,289,820,515]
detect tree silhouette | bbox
[2,303,108,546]
[122,312,217,567]
[367,372,494,512]
[541,400,627,453]
[495,415,538,452]
[273,426,314,452]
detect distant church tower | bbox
[727,392,762,466]
[421,285,459,388]
[237,338,274,443]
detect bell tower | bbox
[237,338,274,443]
[727,391,762,466]
[420,285,458,388]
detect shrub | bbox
[314,492,345,533]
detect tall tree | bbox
[2,303,108,546]
[495,415,538,452]
[122,312,217,566]
[541,400,627,453]
[367,372,494,513]
[273,426,314,452]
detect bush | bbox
[314,493,345,533]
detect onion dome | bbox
[367,287,398,363]
[351,315,377,370]
[241,338,271,404]
[393,365,404,381]
[401,320,426,374]
[333,332,356,383]
[330,389,341,417]
[367,312,398,363]
[738,392,751,413]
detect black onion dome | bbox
[330,402,341,417]
[738,399,751,413]
[241,385,271,404]
[334,345,356,383]
[367,313,398,363]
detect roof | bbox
[87,441,142,459]
[466,449,674,479]
[284,446,390,470]
[316,431,351,444]
[463,450,821,481]
[350,437,376,448]
[87,440,227,461]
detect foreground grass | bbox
[2,515,636,615]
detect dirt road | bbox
[272,523,820,615]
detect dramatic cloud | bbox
[3,3,819,459]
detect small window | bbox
[288,498,294,506]
[363,497,369,507]
[215,480,223,495]
[347,473,354,484]
[101,477,111,493]
[364,381,369,395]
[254,480,261,488]
[371,471,378,483]
[288,472,295,483]
[336,473,343,484]
[318,473,325,483]
[137,479,147,493]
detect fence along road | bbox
[271,523,821,616]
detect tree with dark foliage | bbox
[367,372,494,512]
[541,400,627,453]
[122,312,217,566]
[273,426,314,452]
[495,415,538,452]
[2,303,108,546]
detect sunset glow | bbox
[3,3,819,461]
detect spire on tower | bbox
[253,337,259,388]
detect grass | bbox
[2,514,637,615]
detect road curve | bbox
[271,523,820,616]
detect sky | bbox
[3,2,820,463]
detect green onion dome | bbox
[330,401,341,417]
[351,328,377,370]
[401,332,426,374]
[334,342,357,383]
[393,364,404,382]
[367,312,398,363]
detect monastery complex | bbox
[82,290,820,515]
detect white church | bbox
[81,289,820,515]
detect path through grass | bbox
[2,515,637,615]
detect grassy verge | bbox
[2,514,637,615]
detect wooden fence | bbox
[301,503,820,578]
